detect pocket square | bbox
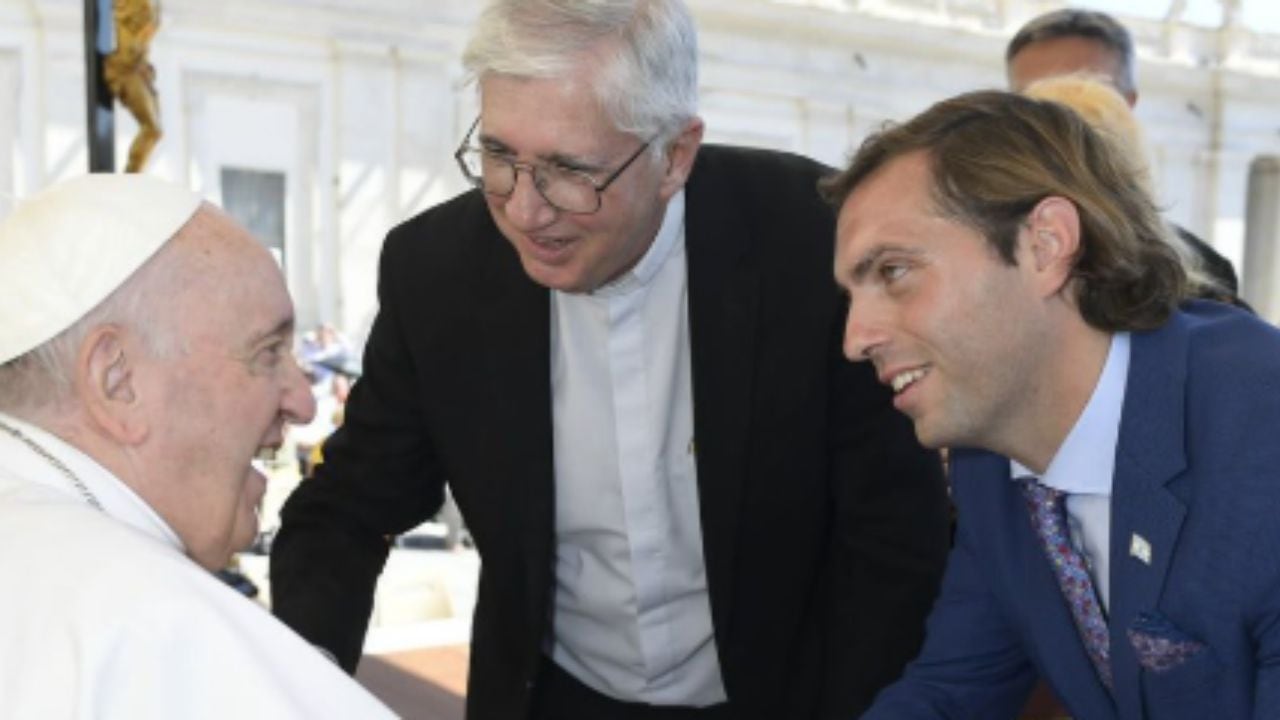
[1127,611,1206,673]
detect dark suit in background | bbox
[1174,225,1237,294]
[271,145,950,719]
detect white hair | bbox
[462,0,699,148]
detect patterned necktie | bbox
[1021,479,1113,690]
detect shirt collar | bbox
[1010,332,1130,496]
[0,411,186,552]
[590,190,685,298]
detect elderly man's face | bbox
[834,152,1049,451]
[477,66,681,293]
[139,208,315,570]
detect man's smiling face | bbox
[835,151,1050,451]
[477,67,674,294]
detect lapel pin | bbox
[1130,533,1152,565]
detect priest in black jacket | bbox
[271,1,948,718]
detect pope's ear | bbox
[76,325,147,445]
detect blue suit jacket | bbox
[864,301,1280,719]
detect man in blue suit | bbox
[824,89,1280,719]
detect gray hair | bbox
[0,240,184,414]
[462,0,699,147]
[1006,9,1137,98]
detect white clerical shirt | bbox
[549,190,727,705]
[1011,332,1130,612]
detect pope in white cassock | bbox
[0,175,394,718]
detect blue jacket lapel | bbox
[946,451,1112,716]
[1107,313,1192,720]
[975,455,1116,718]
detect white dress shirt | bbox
[548,190,727,705]
[1011,332,1130,613]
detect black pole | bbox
[84,0,115,172]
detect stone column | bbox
[1243,156,1280,319]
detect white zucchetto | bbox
[0,174,202,365]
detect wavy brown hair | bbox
[820,90,1187,332]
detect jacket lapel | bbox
[683,151,760,639]
[474,216,557,638]
[1106,315,1191,720]
[973,454,1117,718]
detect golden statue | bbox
[103,0,162,173]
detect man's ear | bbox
[657,116,704,201]
[76,325,148,446]
[1024,196,1082,298]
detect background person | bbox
[1022,73,1242,305]
[1005,7,1242,299]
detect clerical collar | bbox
[1010,332,1130,497]
[589,190,686,298]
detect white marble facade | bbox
[5,0,1280,333]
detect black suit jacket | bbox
[1174,224,1238,295]
[271,145,949,719]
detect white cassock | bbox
[0,414,395,719]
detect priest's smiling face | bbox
[134,206,316,571]
[475,61,701,294]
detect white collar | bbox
[0,411,186,553]
[1010,332,1130,496]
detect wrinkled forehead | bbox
[168,207,295,334]
[173,205,281,269]
[477,71,633,160]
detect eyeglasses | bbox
[454,116,652,215]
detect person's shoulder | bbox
[0,495,392,715]
[382,188,495,260]
[1157,302,1280,454]
[692,144,834,189]
[1136,302,1280,395]
[1,495,213,624]
[38,515,284,647]
[687,144,836,237]
[1176,300,1280,362]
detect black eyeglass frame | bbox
[453,116,653,215]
